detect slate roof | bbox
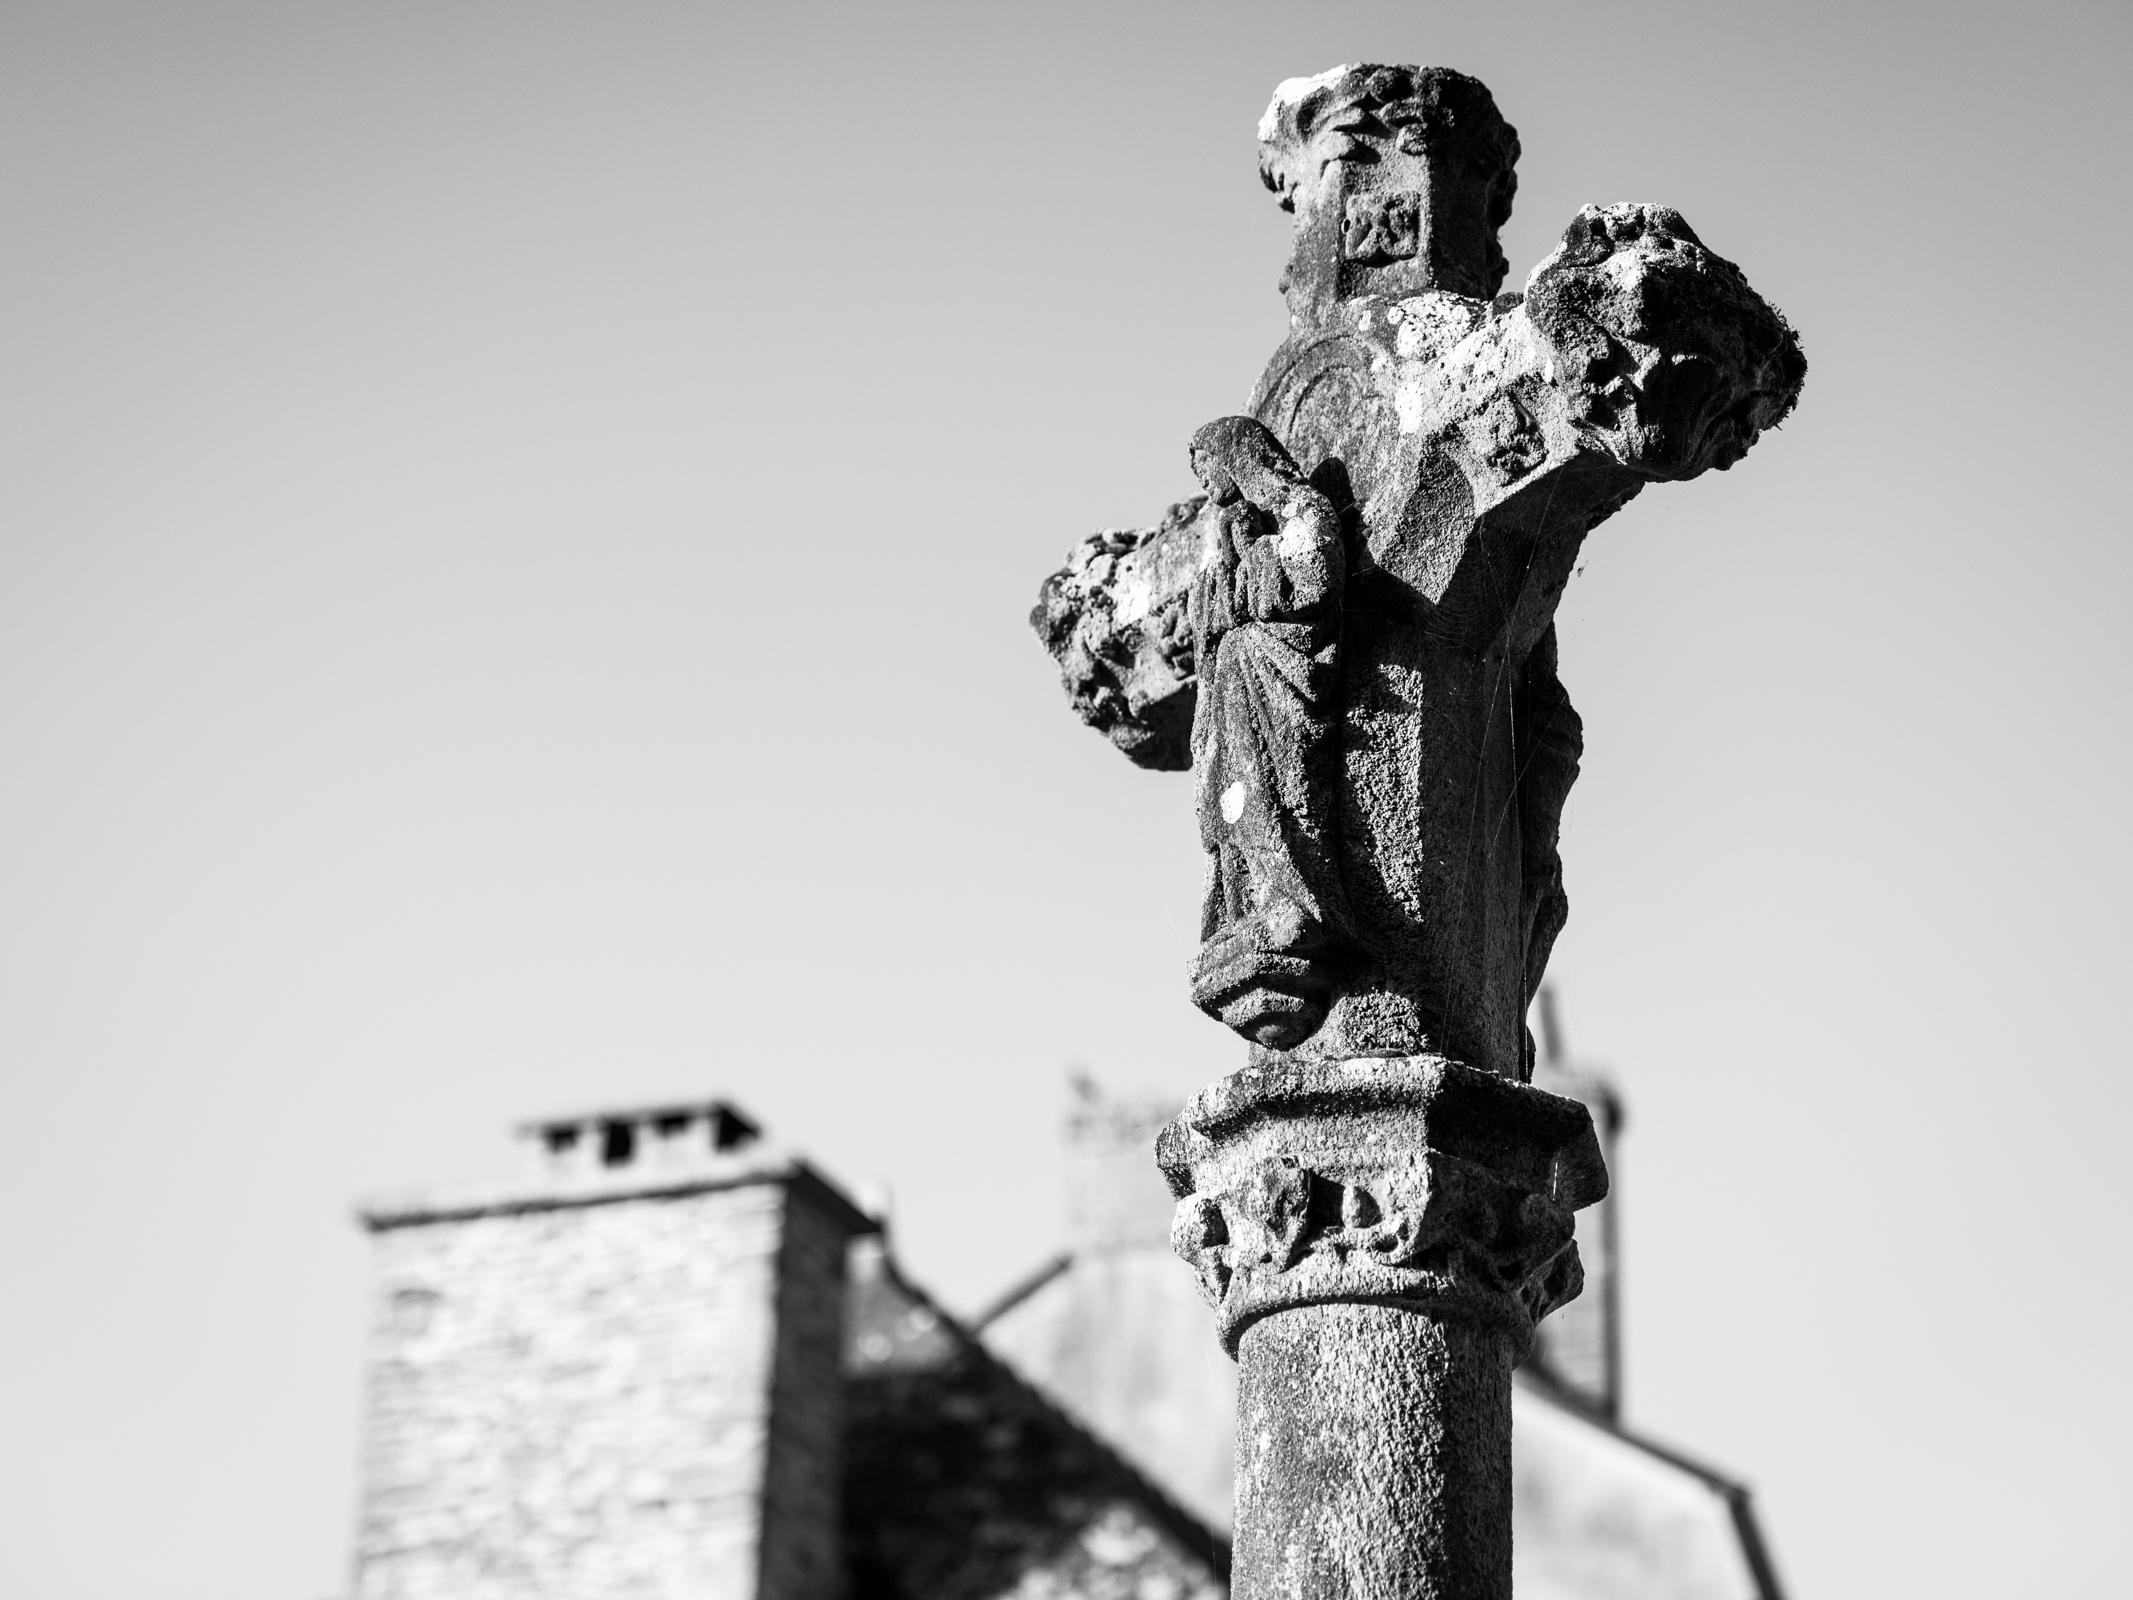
[842,1242,1230,1600]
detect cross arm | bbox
[1030,203,1804,761]
[1360,204,1806,638]
[1029,494,1211,771]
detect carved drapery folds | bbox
[1183,419,1356,1050]
[1027,63,1800,1600]
[1157,1055,1606,1357]
[1030,139,1803,1070]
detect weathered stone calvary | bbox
[1032,64,1803,1600]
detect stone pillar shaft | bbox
[1235,1305,1512,1600]
[1160,1054,1604,1600]
[1032,59,1801,1600]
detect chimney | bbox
[1526,991,1625,1419]
[352,1099,873,1600]
[1062,1072,1182,1256]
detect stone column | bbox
[1030,59,1801,1600]
[1160,1057,1605,1600]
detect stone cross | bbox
[1031,64,1802,1600]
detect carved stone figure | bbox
[1031,62,1803,1600]
[1034,64,1804,1080]
[1184,417,1355,1049]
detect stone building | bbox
[351,1041,1783,1598]
[979,1024,1786,1600]
[352,1101,1226,1600]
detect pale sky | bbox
[2,3,2127,1597]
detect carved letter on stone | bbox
[1033,64,1804,1080]
[1343,190,1422,263]
[1030,66,1801,1600]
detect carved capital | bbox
[1158,1056,1605,1355]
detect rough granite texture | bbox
[1031,61,1802,1600]
[1033,64,1803,1075]
[1156,1054,1604,1356]
[1156,1054,1603,1600]
[977,1074,1780,1597]
[353,1153,865,1600]
[350,1090,1772,1600]
[1238,1306,1510,1600]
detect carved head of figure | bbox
[1259,64,1520,315]
[1188,415,1302,509]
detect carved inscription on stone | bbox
[1342,189,1422,263]
[1032,63,1804,1073]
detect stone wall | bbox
[353,1137,866,1600]
[759,1188,855,1600]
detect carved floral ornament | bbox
[1165,1146,1583,1356]
[1155,1057,1603,1355]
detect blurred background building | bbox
[350,1001,1782,1599]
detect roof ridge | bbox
[968,1250,1076,1332]
[874,1250,1232,1582]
